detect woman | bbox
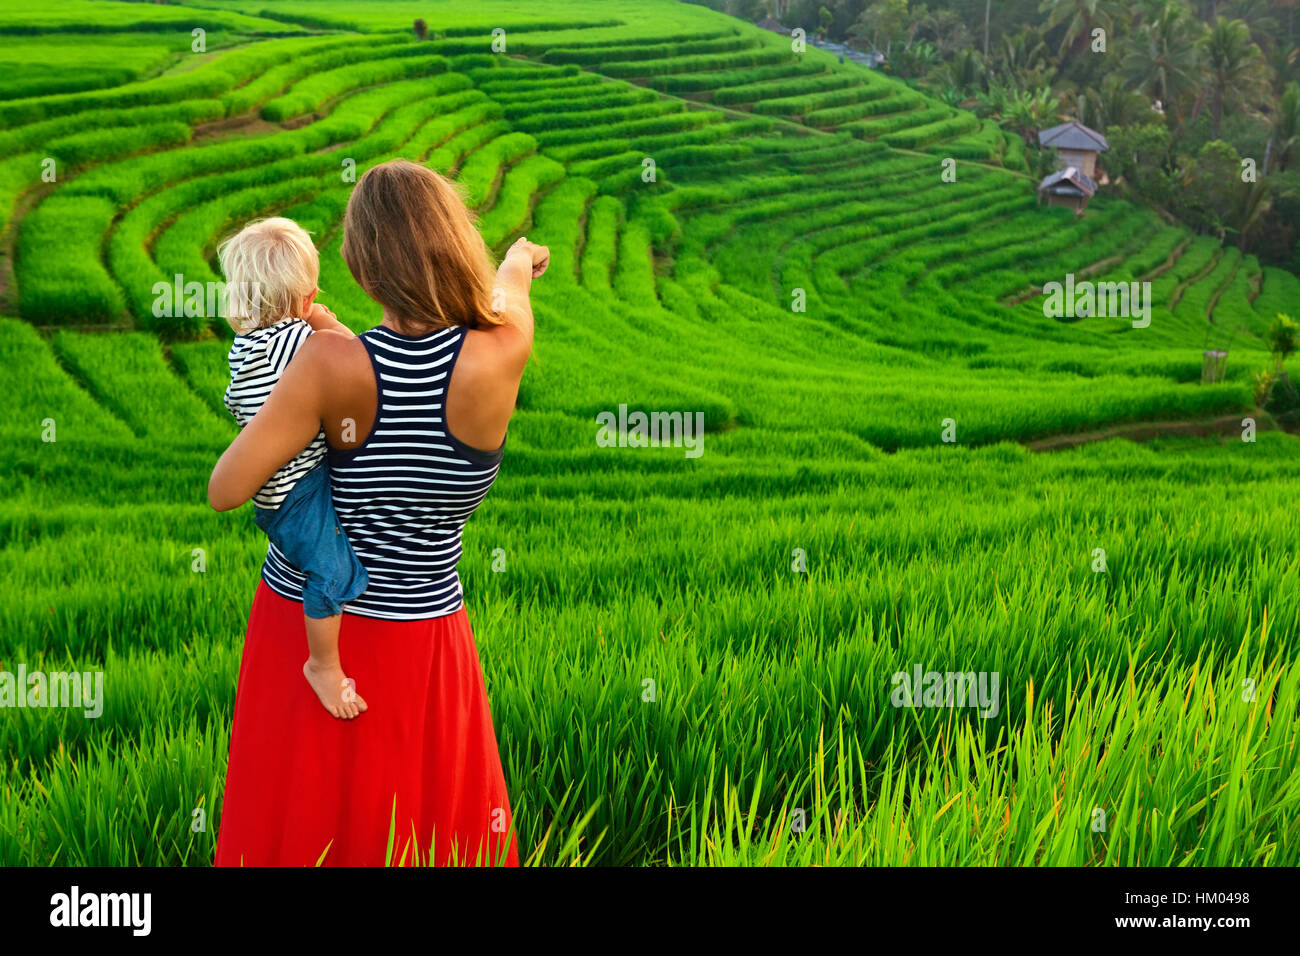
[208,159,548,866]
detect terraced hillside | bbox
[2,0,1298,866]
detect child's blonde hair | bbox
[217,217,319,333]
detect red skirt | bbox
[214,581,519,867]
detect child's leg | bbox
[253,464,371,719]
[302,612,369,719]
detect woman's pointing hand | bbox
[509,236,549,278]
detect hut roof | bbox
[755,16,788,34]
[1037,166,1098,197]
[1038,121,1109,152]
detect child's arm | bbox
[304,302,355,338]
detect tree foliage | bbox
[712,0,1298,267]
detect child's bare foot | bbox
[303,659,368,719]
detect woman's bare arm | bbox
[207,332,349,511]
[492,238,545,353]
[445,238,548,451]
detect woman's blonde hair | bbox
[217,217,319,333]
[341,160,501,333]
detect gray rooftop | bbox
[1038,121,1109,152]
[1038,166,1098,196]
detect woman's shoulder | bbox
[296,327,366,359]
[459,322,531,383]
[286,328,373,392]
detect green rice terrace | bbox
[1,0,1297,866]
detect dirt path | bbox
[1247,264,1263,303]
[1025,411,1293,452]
[1204,254,1240,322]
[1002,252,1125,307]
[1169,248,1221,312]
[192,112,286,144]
[0,181,57,313]
[1139,237,1190,282]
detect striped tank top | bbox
[261,324,505,621]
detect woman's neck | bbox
[381,310,457,335]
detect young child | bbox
[218,217,370,720]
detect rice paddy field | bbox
[1,0,1298,867]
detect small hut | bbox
[1037,166,1098,211]
[1036,121,1109,213]
[755,15,788,35]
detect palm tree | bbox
[941,48,986,94]
[1198,17,1270,139]
[1084,74,1153,131]
[979,81,1062,143]
[1231,178,1273,251]
[1119,4,1202,122]
[1039,0,1116,58]
[1270,82,1300,171]
[1263,40,1298,95]
[1226,0,1281,55]
[997,28,1053,90]
[896,40,940,80]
